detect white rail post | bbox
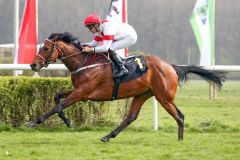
[13,0,21,76]
[153,97,158,131]
[209,83,216,99]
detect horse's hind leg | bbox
[54,90,73,127]
[100,93,152,142]
[176,107,184,140]
[155,97,184,141]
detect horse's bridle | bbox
[37,39,81,67]
[36,39,110,73]
[36,39,62,67]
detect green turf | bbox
[0,81,240,160]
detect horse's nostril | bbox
[30,64,35,67]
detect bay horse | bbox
[29,32,225,142]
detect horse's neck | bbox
[60,46,86,72]
[59,42,110,72]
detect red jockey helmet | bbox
[83,14,102,25]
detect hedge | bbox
[0,76,111,127]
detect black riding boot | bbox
[108,49,129,78]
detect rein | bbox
[38,38,111,74]
[83,52,109,66]
[72,52,110,74]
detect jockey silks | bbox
[84,21,137,53]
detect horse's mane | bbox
[48,32,82,49]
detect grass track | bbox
[0,81,240,160]
[1,131,239,160]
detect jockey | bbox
[82,14,137,78]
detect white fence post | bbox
[153,97,158,131]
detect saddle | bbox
[111,55,148,100]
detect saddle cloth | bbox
[112,55,148,83]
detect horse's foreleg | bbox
[54,90,73,127]
[28,105,60,127]
[54,90,73,104]
[28,90,82,128]
[58,111,71,128]
[101,93,151,142]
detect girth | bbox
[111,55,148,100]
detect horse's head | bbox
[30,32,82,72]
[30,33,61,71]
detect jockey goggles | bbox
[85,24,95,29]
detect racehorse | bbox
[29,32,225,142]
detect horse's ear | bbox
[53,34,61,41]
[49,33,58,39]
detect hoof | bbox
[28,121,36,128]
[100,136,109,143]
[28,118,42,128]
[65,119,71,128]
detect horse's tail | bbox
[171,64,227,89]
